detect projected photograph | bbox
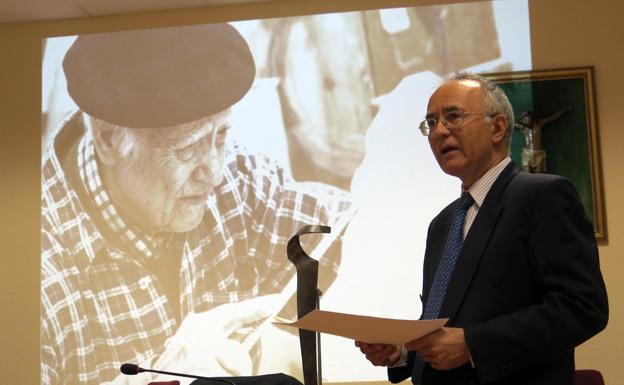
[41,1,531,384]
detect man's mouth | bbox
[180,193,208,205]
[441,145,459,155]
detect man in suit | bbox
[356,73,608,384]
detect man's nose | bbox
[192,164,218,185]
[431,119,451,137]
[192,142,220,184]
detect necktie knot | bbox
[458,191,474,211]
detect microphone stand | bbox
[121,363,236,385]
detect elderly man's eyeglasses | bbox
[419,111,493,136]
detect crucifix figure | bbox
[514,105,573,173]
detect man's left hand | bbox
[404,327,470,370]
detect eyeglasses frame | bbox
[418,111,497,136]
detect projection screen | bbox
[41,1,531,383]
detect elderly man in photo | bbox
[356,73,607,385]
[41,24,351,385]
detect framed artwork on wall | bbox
[485,67,606,240]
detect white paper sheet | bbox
[274,310,448,345]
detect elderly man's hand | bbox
[404,327,470,370]
[154,294,282,378]
[355,341,401,367]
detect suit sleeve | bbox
[464,177,608,383]
[388,351,416,383]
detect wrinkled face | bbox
[426,80,499,187]
[110,109,231,234]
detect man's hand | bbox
[155,294,282,378]
[405,327,470,370]
[355,341,401,367]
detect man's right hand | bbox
[154,294,282,378]
[355,341,401,367]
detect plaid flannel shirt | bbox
[41,111,351,385]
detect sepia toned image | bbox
[40,1,531,384]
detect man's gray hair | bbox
[447,72,515,147]
[85,114,136,158]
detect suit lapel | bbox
[440,162,520,321]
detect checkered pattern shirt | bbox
[41,111,351,385]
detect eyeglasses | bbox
[419,110,493,136]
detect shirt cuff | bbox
[388,346,408,368]
[467,342,475,368]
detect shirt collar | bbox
[465,157,511,208]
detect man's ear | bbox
[91,121,127,166]
[490,114,507,145]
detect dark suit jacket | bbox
[389,162,608,385]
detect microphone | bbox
[120,363,236,385]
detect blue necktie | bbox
[411,191,474,384]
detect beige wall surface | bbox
[530,1,624,385]
[0,0,622,384]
